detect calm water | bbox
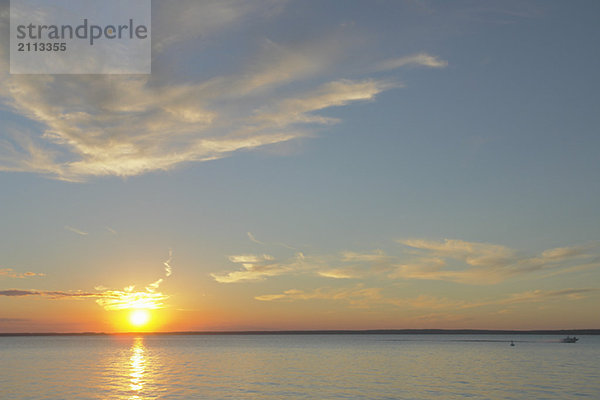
[1,334,599,399]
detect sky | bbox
[1,0,599,333]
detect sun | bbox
[129,309,151,327]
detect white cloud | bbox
[64,226,88,236]
[318,268,360,279]
[376,53,448,71]
[247,232,265,245]
[0,4,444,181]
[164,249,173,277]
[211,252,307,283]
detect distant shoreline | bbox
[1,329,599,337]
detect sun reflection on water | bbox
[130,338,146,393]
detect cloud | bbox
[254,285,475,310]
[64,226,88,236]
[500,288,598,305]
[0,250,174,311]
[246,231,296,249]
[97,249,174,309]
[391,239,599,284]
[247,232,265,245]
[254,285,478,310]
[255,284,385,308]
[152,0,284,53]
[0,289,95,298]
[211,253,301,283]
[215,235,599,313]
[253,79,396,127]
[164,249,173,277]
[341,250,388,263]
[254,285,597,312]
[213,237,600,285]
[318,268,360,279]
[0,4,443,182]
[376,53,448,71]
[0,286,168,310]
[94,287,169,311]
[0,268,45,279]
[400,239,515,267]
[0,287,168,310]
[0,289,37,296]
[0,76,390,181]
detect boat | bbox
[561,336,578,343]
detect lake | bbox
[1,334,599,399]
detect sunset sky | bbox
[1,0,599,333]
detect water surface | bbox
[2,334,599,399]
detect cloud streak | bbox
[0,4,446,181]
[376,53,449,71]
[0,287,168,310]
[0,268,45,279]
[255,284,386,309]
[212,238,600,285]
[211,253,305,283]
[164,249,173,277]
[255,285,597,311]
[392,239,600,284]
[64,226,88,236]
[0,250,174,311]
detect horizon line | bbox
[1,328,599,337]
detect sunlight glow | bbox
[129,310,151,327]
[96,289,168,311]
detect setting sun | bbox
[129,310,151,327]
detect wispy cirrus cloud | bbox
[0,2,446,182]
[0,268,45,279]
[391,239,600,284]
[247,231,296,249]
[0,251,174,311]
[64,226,88,236]
[211,252,310,283]
[317,268,361,279]
[255,285,598,311]
[376,53,448,71]
[254,286,468,310]
[499,288,598,305]
[212,236,600,285]
[255,284,386,309]
[151,0,285,53]
[95,250,174,310]
[0,287,168,310]
[164,249,173,277]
